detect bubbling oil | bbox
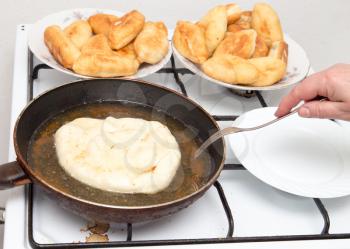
[28,101,214,206]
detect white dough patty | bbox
[54,117,181,194]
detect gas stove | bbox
[3,24,350,249]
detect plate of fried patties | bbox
[28,8,172,78]
[173,3,310,91]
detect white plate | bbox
[28,8,172,79]
[229,107,350,198]
[173,34,310,91]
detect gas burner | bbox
[228,89,256,98]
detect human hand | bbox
[275,64,350,121]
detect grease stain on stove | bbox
[85,233,109,243]
[81,221,111,243]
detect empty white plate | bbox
[229,107,350,198]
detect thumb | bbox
[298,101,343,119]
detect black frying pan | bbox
[0,79,225,223]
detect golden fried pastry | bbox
[44,25,81,69]
[88,13,119,36]
[134,22,169,64]
[108,10,145,50]
[252,35,269,58]
[214,30,257,59]
[173,21,209,64]
[248,57,287,86]
[202,54,259,84]
[227,24,243,33]
[172,3,288,87]
[114,42,138,61]
[81,34,112,55]
[251,3,283,46]
[72,52,140,77]
[235,11,252,29]
[227,11,252,33]
[226,4,241,24]
[197,5,227,55]
[63,20,92,49]
[268,40,288,63]
[74,41,140,77]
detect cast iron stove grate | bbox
[26,51,349,249]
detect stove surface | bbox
[3,24,350,249]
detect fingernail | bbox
[299,107,310,117]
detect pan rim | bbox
[14,78,226,210]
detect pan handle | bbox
[0,161,31,190]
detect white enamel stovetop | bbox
[3,24,350,249]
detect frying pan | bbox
[0,79,225,223]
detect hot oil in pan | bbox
[28,102,213,206]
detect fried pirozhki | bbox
[44,25,81,69]
[88,13,119,36]
[251,3,283,46]
[252,35,269,58]
[268,40,288,63]
[172,3,288,87]
[214,29,257,59]
[44,9,171,78]
[134,22,169,64]
[108,10,145,50]
[81,34,112,55]
[248,57,286,86]
[74,38,140,77]
[202,54,259,84]
[226,3,241,24]
[173,21,209,64]
[227,24,243,33]
[114,42,138,61]
[235,11,252,29]
[63,20,92,49]
[197,5,227,55]
[73,52,140,77]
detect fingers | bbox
[275,71,328,117]
[298,100,350,120]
